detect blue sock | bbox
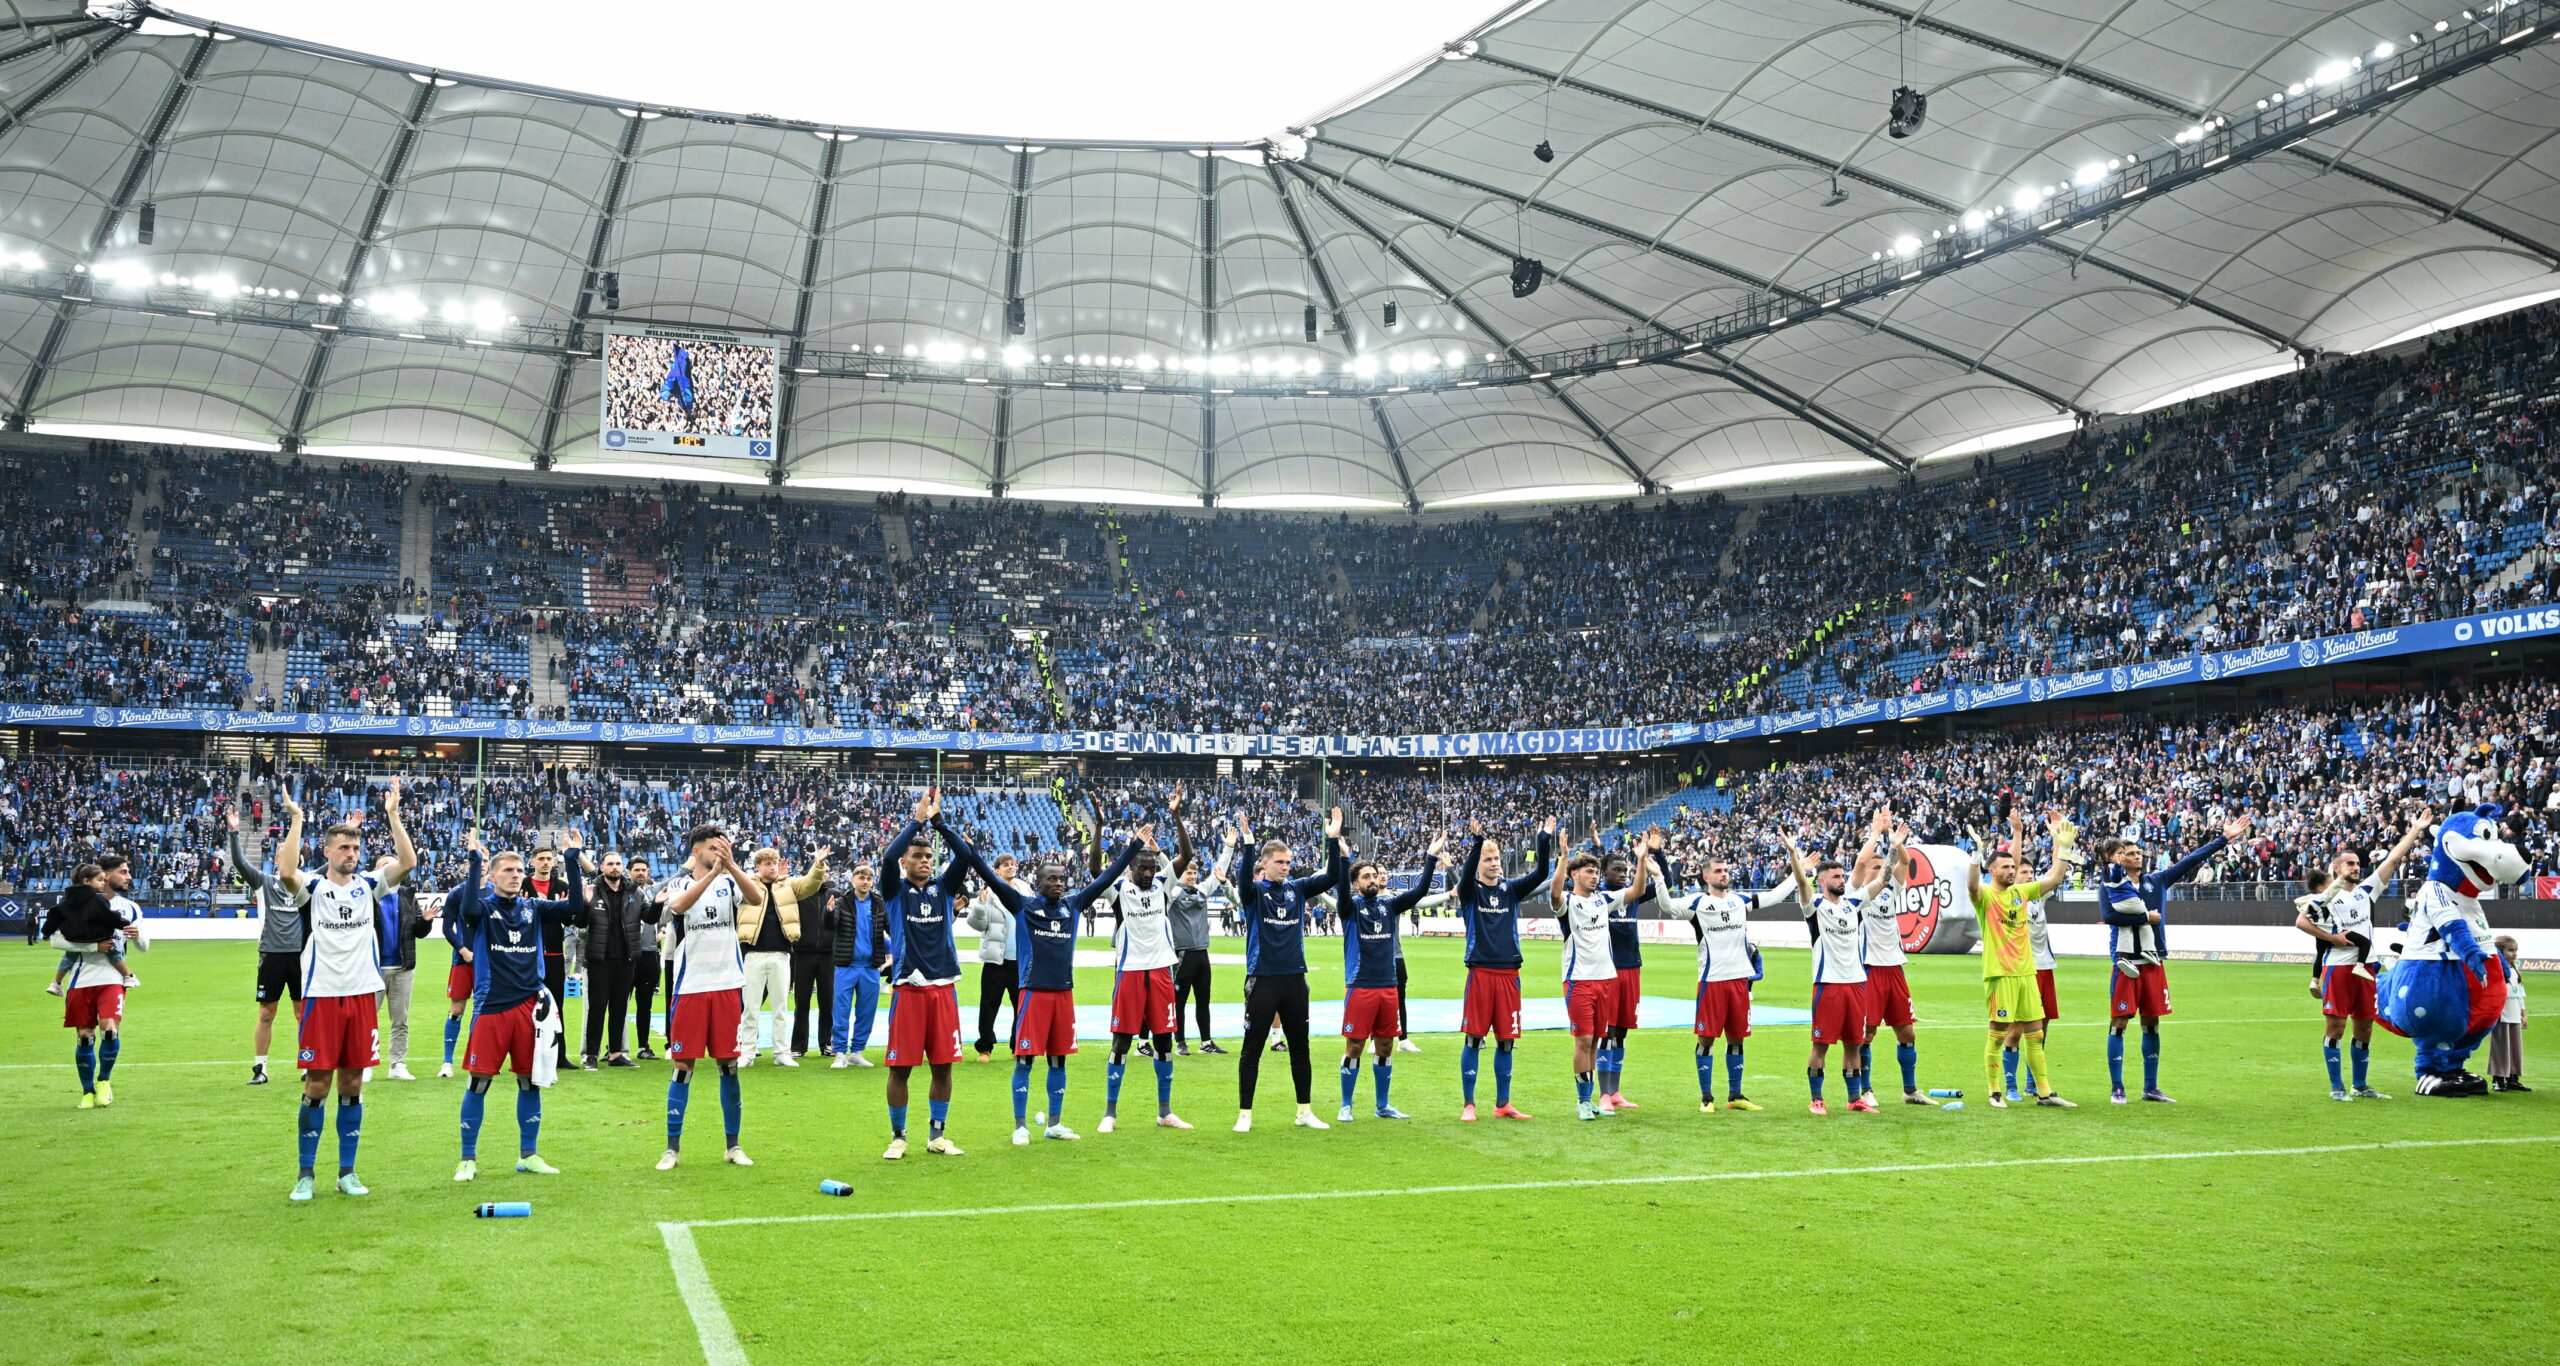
[460,1086,486,1159]
[2142,1031,2160,1091]
[1846,1069,1863,1098]
[98,1033,119,1081]
[1461,1040,1480,1105]
[1373,1062,1392,1112]
[1493,1048,1513,1105]
[1857,1043,1872,1086]
[1340,1058,1358,1109]
[929,1097,949,1136]
[2323,1041,2344,1091]
[718,1070,742,1143]
[1154,1055,1174,1115]
[2003,1047,2019,1093]
[888,1102,908,1138]
[516,1086,541,1156]
[666,1074,690,1148]
[75,1039,95,1093]
[1896,1042,1917,1093]
[1695,1050,1715,1101]
[2351,1043,2371,1089]
[1044,1062,1066,1124]
[443,1015,460,1064]
[297,1097,324,1171]
[1011,1059,1032,1125]
[1725,1049,1744,1100]
[1107,1060,1127,1113]
[2107,1033,2126,1091]
[1808,1068,1824,1101]
[336,1100,362,1172]
[1576,1070,1594,1104]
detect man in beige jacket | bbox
[740,846,830,1066]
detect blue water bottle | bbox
[818,1180,854,1197]
[1927,1088,1964,1098]
[476,1202,532,1218]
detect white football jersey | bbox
[299,872,387,998]
[2024,894,2055,971]
[2399,880,2490,962]
[1559,890,1619,982]
[2318,875,2384,968]
[1860,877,1907,968]
[664,871,747,995]
[1660,885,1789,982]
[1807,889,1871,985]
[1110,877,1179,972]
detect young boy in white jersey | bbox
[2296,808,2429,1100]
[1550,828,1657,1120]
[1780,811,1897,1115]
[272,780,417,1201]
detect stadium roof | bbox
[0,0,2556,507]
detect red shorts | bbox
[63,983,124,1030]
[1610,967,1642,1030]
[885,983,962,1065]
[1861,964,1913,1029]
[1810,981,1873,1045]
[1341,986,1401,1041]
[1461,967,1523,1041]
[1566,979,1615,1035]
[1693,977,1753,1040]
[464,997,539,1076]
[295,993,379,1072]
[446,962,476,1002]
[1013,987,1078,1057]
[670,990,744,1061]
[2110,962,2172,1019]
[2320,964,2377,1021]
[1109,967,1175,1036]
[2036,967,2061,1022]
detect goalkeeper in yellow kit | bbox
[1969,803,2078,1109]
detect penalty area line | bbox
[660,1136,2559,1363]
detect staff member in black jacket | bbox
[580,850,651,1068]
[788,871,839,1061]
[630,858,663,1060]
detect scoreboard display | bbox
[599,323,780,462]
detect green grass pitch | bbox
[5,937,2555,1365]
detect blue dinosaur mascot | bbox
[2377,805,2524,1096]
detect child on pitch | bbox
[2490,935,2530,1092]
[46,864,139,994]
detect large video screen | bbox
[599,324,780,462]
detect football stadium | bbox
[5,0,2560,1359]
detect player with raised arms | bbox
[272,779,416,1201]
[971,822,1146,1145]
[1453,815,1554,1121]
[2296,808,2429,1100]
[1778,811,1897,1115]
[1593,828,1653,1112]
[1653,846,1792,1112]
[1968,806,2074,1109]
[1549,827,1657,1121]
[445,827,587,1182]
[1098,785,1214,1133]
[2094,811,2249,1103]
[1861,816,1932,1105]
[656,823,765,1171]
[1335,831,1447,1123]
[878,788,976,1159]
[1227,806,1347,1133]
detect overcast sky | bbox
[180,1,1517,142]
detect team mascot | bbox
[2377,805,2523,1096]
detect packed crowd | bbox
[1,302,2557,732]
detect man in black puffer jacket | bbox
[579,851,651,1069]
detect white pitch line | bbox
[659,1222,748,1366]
[661,1135,2559,1364]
